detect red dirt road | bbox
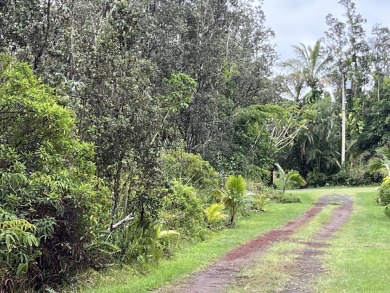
[155,194,353,293]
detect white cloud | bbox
[261,0,390,60]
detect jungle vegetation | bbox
[0,0,389,291]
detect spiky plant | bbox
[250,194,270,212]
[274,163,307,194]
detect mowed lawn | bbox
[227,186,390,293]
[290,186,390,293]
[313,186,390,293]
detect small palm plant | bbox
[369,147,390,177]
[214,175,246,226]
[250,193,270,212]
[204,203,227,228]
[274,163,307,194]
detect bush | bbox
[161,180,206,238]
[307,171,330,187]
[110,222,179,270]
[275,194,302,203]
[331,169,349,186]
[0,56,110,290]
[260,188,301,203]
[161,148,220,194]
[385,205,390,218]
[331,168,383,186]
[249,194,270,211]
[244,164,271,182]
[378,177,390,206]
[246,180,267,194]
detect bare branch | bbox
[109,213,134,232]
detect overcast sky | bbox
[262,0,390,61]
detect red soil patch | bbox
[155,194,352,293]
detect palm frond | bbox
[286,170,307,187]
[205,203,227,224]
[274,162,285,178]
[226,175,246,194]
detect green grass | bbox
[317,186,390,293]
[73,186,390,293]
[72,192,318,293]
[227,198,338,293]
[227,186,390,293]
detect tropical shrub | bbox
[249,194,270,212]
[244,164,271,182]
[161,148,220,194]
[204,203,227,228]
[331,168,382,186]
[214,175,247,226]
[110,222,179,270]
[0,55,110,290]
[161,180,206,238]
[259,187,301,203]
[274,163,307,193]
[274,194,302,203]
[0,208,38,290]
[378,177,390,206]
[307,171,330,187]
[369,147,390,177]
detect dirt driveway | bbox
[154,194,353,293]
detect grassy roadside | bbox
[317,186,390,293]
[72,192,319,293]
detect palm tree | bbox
[283,40,330,103]
[369,147,390,176]
[214,175,246,226]
[274,163,307,194]
[296,97,341,176]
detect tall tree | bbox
[136,0,277,156]
[0,55,110,289]
[283,40,330,103]
[323,0,371,106]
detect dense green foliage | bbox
[0,0,389,290]
[0,56,110,290]
[378,177,390,206]
[161,180,205,238]
[161,148,220,194]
